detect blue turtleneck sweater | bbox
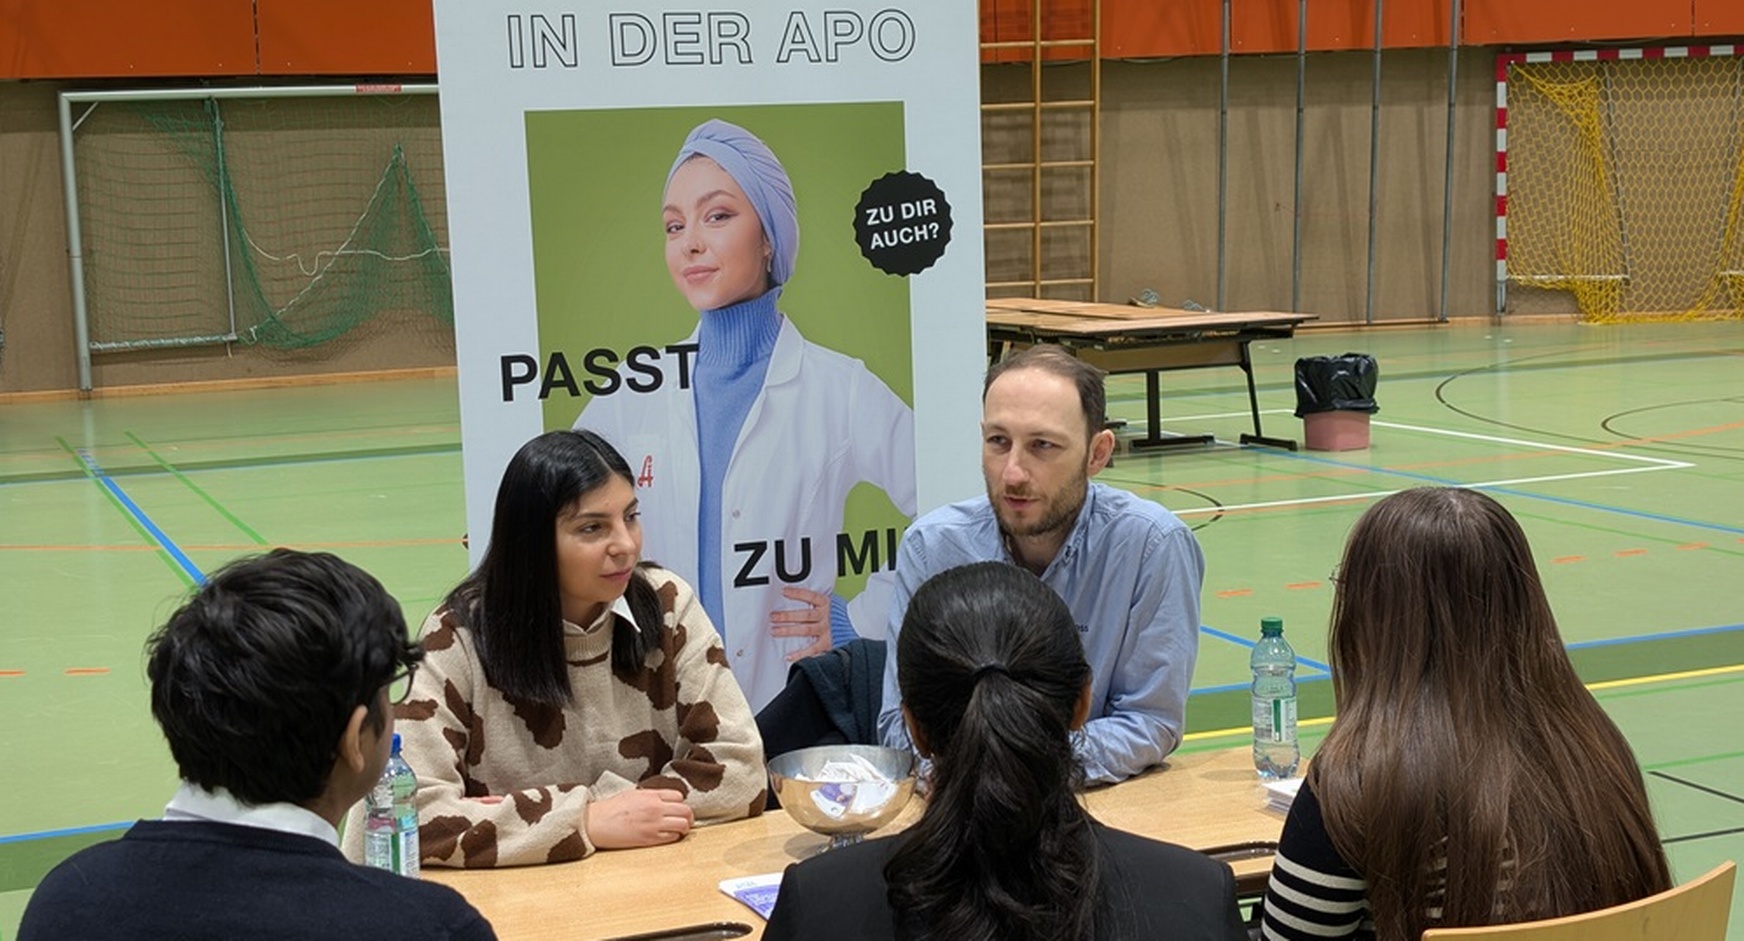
[693,288,783,631]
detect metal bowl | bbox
[766,744,917,852]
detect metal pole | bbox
[1090,0,1102,302]
[62,83,437,104]
[58,93,95,394]
[1291,0,1307,313]
[1365,0,1384,324]
[211,99,240,348]
[1217,0,1231,311]
[1031,0,1044,297]
[1438,0,1461,322]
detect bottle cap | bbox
[391,732,402,755]
[1260,616,1283,636]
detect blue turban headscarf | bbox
[666,119,800,287]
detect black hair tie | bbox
[969,663,1011,685]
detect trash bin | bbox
[1294,354,1379,451]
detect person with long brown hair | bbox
[1260,487,1670,940]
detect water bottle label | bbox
[1270,696,1297,743]
[1252,694,1298,742]
[395,829,421,879]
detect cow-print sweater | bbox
[391,567,766,868]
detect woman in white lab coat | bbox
[577,118,915,712]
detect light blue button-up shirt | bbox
[877,482,1205,784]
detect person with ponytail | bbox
[1260,488,1670,940]
[360,430,767,868]
[765,562,1247,941]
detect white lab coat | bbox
[577,316,916,711]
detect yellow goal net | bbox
[1499,49,1744,322]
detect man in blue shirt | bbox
[878,345,1205,783]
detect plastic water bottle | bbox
[364,733,420,877]
[1251,616,1300,779]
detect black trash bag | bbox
[1294,354,1379,417]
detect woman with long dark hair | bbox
[1261,487,1671,939]
[765,562,1246,941]
[380,429,766,868]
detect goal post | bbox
[1496,46,1744,323]
[57,83,448,392]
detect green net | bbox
[72,92,452,351]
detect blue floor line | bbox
[75,448,205,585]
[1192,674,1332,697]
[1567,621,1744,651]
[1274,449,1744,537]
[1200,624,1332,673]
[0,821,131,844]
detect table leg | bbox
[1235,341,1298,451]
[1131,369,1216,451]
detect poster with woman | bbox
[530,106,915,709]
[433,3,986,711]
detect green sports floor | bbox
[2,320,1741,938]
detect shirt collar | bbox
[163,782,339,846]
[567,592,639,636]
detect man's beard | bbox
[995,470,1089,539]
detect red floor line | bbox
[63,667,111,676]
[1615,548,1650,557]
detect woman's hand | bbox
[584,788,694,849]
[770,587,832,662]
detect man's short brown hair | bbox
[983,345,1107,439]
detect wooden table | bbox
[986,298,1316,451]
[425,747,1286,941]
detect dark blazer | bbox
[764,821,1249,941]
[19,820,495,941]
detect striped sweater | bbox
[1260,777,1374,941]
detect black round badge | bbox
[853,171,952,277]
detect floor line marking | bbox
[1371,420,1691,468]
[0,822,132,845]
[70,447,205,586]
[1257,450,1744,536]
[1200,625,1332,673]
[1649,770,1744,807]
[1584,663,1744,691]
[1646,750,1744,773]
[1167,462,1685,518]
[1663,825,1744,845]
[1570,621,1744,651]
[124,431,269,546]
[1184,662,1744,740]
[63,667,111,676]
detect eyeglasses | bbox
[387,663,419,705]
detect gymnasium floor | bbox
[2,320,1741,938]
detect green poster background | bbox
[525,101,912,598]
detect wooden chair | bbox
[1421,861,1735,941]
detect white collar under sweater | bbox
[163,782,339,847]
